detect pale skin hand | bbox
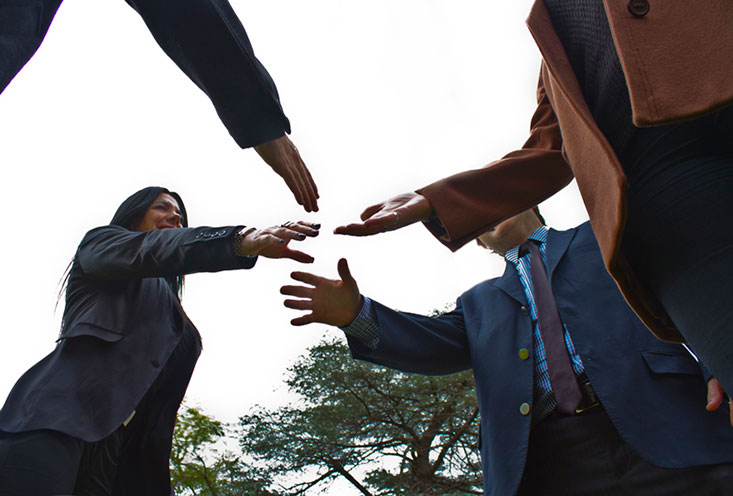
[254,135,319,213]
[239,221,320,264]
[281,258,362,327]
[333,192,433,236]
[706,378,733,426]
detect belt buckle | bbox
[574,380,600,414]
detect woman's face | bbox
[136,193,183,232]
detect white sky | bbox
[0,0,587,477]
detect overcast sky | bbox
[0,0,587,476]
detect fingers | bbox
[337,258,354,285]
[289,271,326,286]
[291,313,316,326]
[707,378,725,411]
[282,248,315,264]
[280,285,313,298]
[283,298,312,310]
[360,202,386,221]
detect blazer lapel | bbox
[545,227,577,279]
[490,262,528,307]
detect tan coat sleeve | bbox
[417,76,573,251]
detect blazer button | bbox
[627,0,649,17]
[520,306,530,316]
[519,403,531,416]
[518,348,530,360]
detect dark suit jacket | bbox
[0,0,289,148]
[0,224,255,492]
[347,223,733,496]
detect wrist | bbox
[233,227,257,257]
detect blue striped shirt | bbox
[505,226,584,420]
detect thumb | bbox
[337,258,355,285]
[707,378,723,411]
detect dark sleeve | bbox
[347,298,471,376]
[123,0,291,148]
[0,0,63,94]
[77,225,256,279]
[416,70,573,251]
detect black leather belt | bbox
[574,379,600,414]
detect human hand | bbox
[281,258,362,326]
[254,135,319,212]
[238,221,319,263]
[706,377,733,426]
[333,192,433,236]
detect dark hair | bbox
[111,187,188,296]
[59,187,188,305]
[111,186,188,230]
[532,206,546,226]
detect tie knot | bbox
[519,238,541,258]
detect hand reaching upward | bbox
[281,258,362,327]
[334,192,433,236]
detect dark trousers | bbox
[517,406,733,496]
[621,106,733,393]
[0,426,129,496]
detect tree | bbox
[170,404,281,496]
[238,338,482,495]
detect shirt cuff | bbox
[340,296,380,350]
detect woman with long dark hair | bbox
[0,186,319,495]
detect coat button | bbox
[519,403,531,416]
[520,306,530,316]
[627,0,649,17]
[518,348,530,360]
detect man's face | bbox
[477,216,523,254]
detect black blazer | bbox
[0,224,255,442]
[0,0,290,148]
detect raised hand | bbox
[254,135,320,213]
[281,258,362,327]
[333,192,433,236]
[238,221,319,263]
[706,377,733,426]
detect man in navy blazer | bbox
[0,0,319,211]
[282,208,733,495]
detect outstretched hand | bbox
[706,377,733,426]
[254,135,319,213]
[333,192,433,236]
[281,258,362,327]
[239,221,319,263]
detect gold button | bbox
[519,403,531,416]
[518,348,530,360]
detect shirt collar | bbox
[504,225,549,264]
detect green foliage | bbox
[238,339,482,495]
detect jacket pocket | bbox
[641,351,700,376]
[59,322,124,343]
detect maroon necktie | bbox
[520,239,582,414]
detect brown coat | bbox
[418,0,733,342]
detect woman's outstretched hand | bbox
[281,258,362,327]
[238,221,319,263]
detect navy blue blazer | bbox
[0,0,289,148]
[0,224,255,493]
[348,223,733,496]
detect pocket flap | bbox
[641,351,700,375]
[59,322,124,343]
